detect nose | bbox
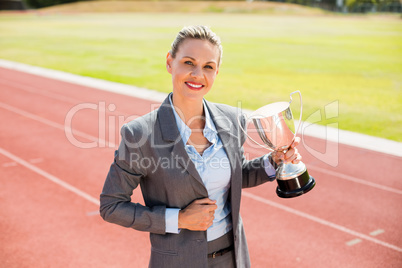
[191,66,203,78]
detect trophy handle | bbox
[237,114,274,151]
[289,90,303,138]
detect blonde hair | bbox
[170,25,223,66]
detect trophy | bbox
[239,91,316,198]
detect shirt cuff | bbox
[165,208,180,234]
[263,154,277,178]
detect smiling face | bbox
[166,38,220,104]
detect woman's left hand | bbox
[272,137,302,165]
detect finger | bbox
[200,204,217,213]
[207,219,214,229]
[290,137,300,148]
[284,148,298,163]
[209,218,215,227]
[195,198,216,205]
[292,154,302,164]
[206,204,218,212]
[274,152,285,162]
[287,151,302,164]
[209,214,215,224]
[285,153,298,164]
[285,148,296,159]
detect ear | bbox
[166,52,173,74]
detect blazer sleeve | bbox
[99,124,166,235]
[237,113,277,188]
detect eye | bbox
[204,65,214,70]
[184,61,194,66]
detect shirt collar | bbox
[169,94,218,145]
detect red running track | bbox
[0,67,401,267]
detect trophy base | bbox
[276,169,316,198]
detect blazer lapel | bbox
[204,101,240,181]
[157,95,208,196]
[205,100,243,233]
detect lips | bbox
[185,82,204,90]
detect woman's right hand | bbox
[178,198,217,231]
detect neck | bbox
[171,94,205,128]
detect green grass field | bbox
[0,2,401,141]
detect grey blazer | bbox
[100,94,274,268]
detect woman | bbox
[100,25,301,268]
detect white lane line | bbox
[242,191,402,253]
[0,146,99,206]
[2,158,44,167]
[245,147,402,195]
[29,158,43,164]
[370,229,385,236]
[0,79,80,104]
[87,211,100,216]
[0,59,167,103]
[0,101,117,148]
[308,165,402,195]
[2,162,17,167]
[346,239,362,246]
[2,159,43,167]
[0,78,129,121]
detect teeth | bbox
[187,82,202,88]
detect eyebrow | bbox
[183,56,217,65]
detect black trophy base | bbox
[276,170,316,198]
